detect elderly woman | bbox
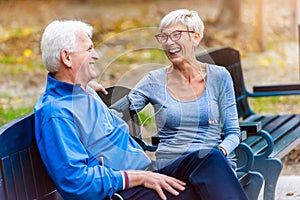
[129,9,248,199]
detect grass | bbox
[0,106,33,126]
[249,96,299,114]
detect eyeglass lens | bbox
[157,31,180,43]
[156,30,192,43]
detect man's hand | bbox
[127,170,186,200]
[88,80,108,95]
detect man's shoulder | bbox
[34,95,74,120]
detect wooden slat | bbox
[253,84,300,92]
[0,157,17,200]
[19,149,36,199]
[0,166,5,200]
[268,115,300,142]
[242,114,264,123]
[244,115,300,156]
[0,162,6,200]
[270,115,300,157]
[0,113,58,200]
[263,115,295,133]
[271,125,300,158]
[29,145,56,198]
[10,152,26,199]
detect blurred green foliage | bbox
[249,96,299,114]
[0,106,33,126]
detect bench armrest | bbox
[235,143,254,173]
[151,133,160,146]
[251,129,274,158]
[133,137,157,152]
[239,121,262,133]
[239,121,262,141]
[109,95,130,112]
[249,83,300,97]
[239,121,274,158]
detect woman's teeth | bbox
[169,48,180,54]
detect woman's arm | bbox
[218,69,241,155]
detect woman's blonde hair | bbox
[159,9,204,41]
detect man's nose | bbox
[92,49,99,60]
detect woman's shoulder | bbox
[206,63,231,77]
[148,67,167,76]
[145,67,167,81]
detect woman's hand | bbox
[127,170,186,200]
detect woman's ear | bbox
[60,49,72,68]
[193,32,201,47]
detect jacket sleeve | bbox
[36,116,125,199]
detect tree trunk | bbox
[255,0,265,51]
[214,0,241,27]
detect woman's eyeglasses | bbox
[155,30,194,44]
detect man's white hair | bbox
[159,9,205,41]
[40,20,93,73]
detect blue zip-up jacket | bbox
[34,74,151,199]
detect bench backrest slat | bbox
[0,113,57,200]
[196,47,253,118]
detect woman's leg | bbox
[157,148,249,200]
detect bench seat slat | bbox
[243,115,300,157]
[262,115,296,133]
[270,115,300,142]
[242,115,294,145]
[271,125,300,158]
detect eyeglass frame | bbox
[155,30,195,44]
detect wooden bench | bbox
[0,113,62,200]
[195,47,300,200]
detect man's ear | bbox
[60,49,72,67]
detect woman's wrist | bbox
[218,146,227,156]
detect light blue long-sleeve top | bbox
[129,64,241,160]
[34,74,151,199]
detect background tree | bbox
[213,0,241,28]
